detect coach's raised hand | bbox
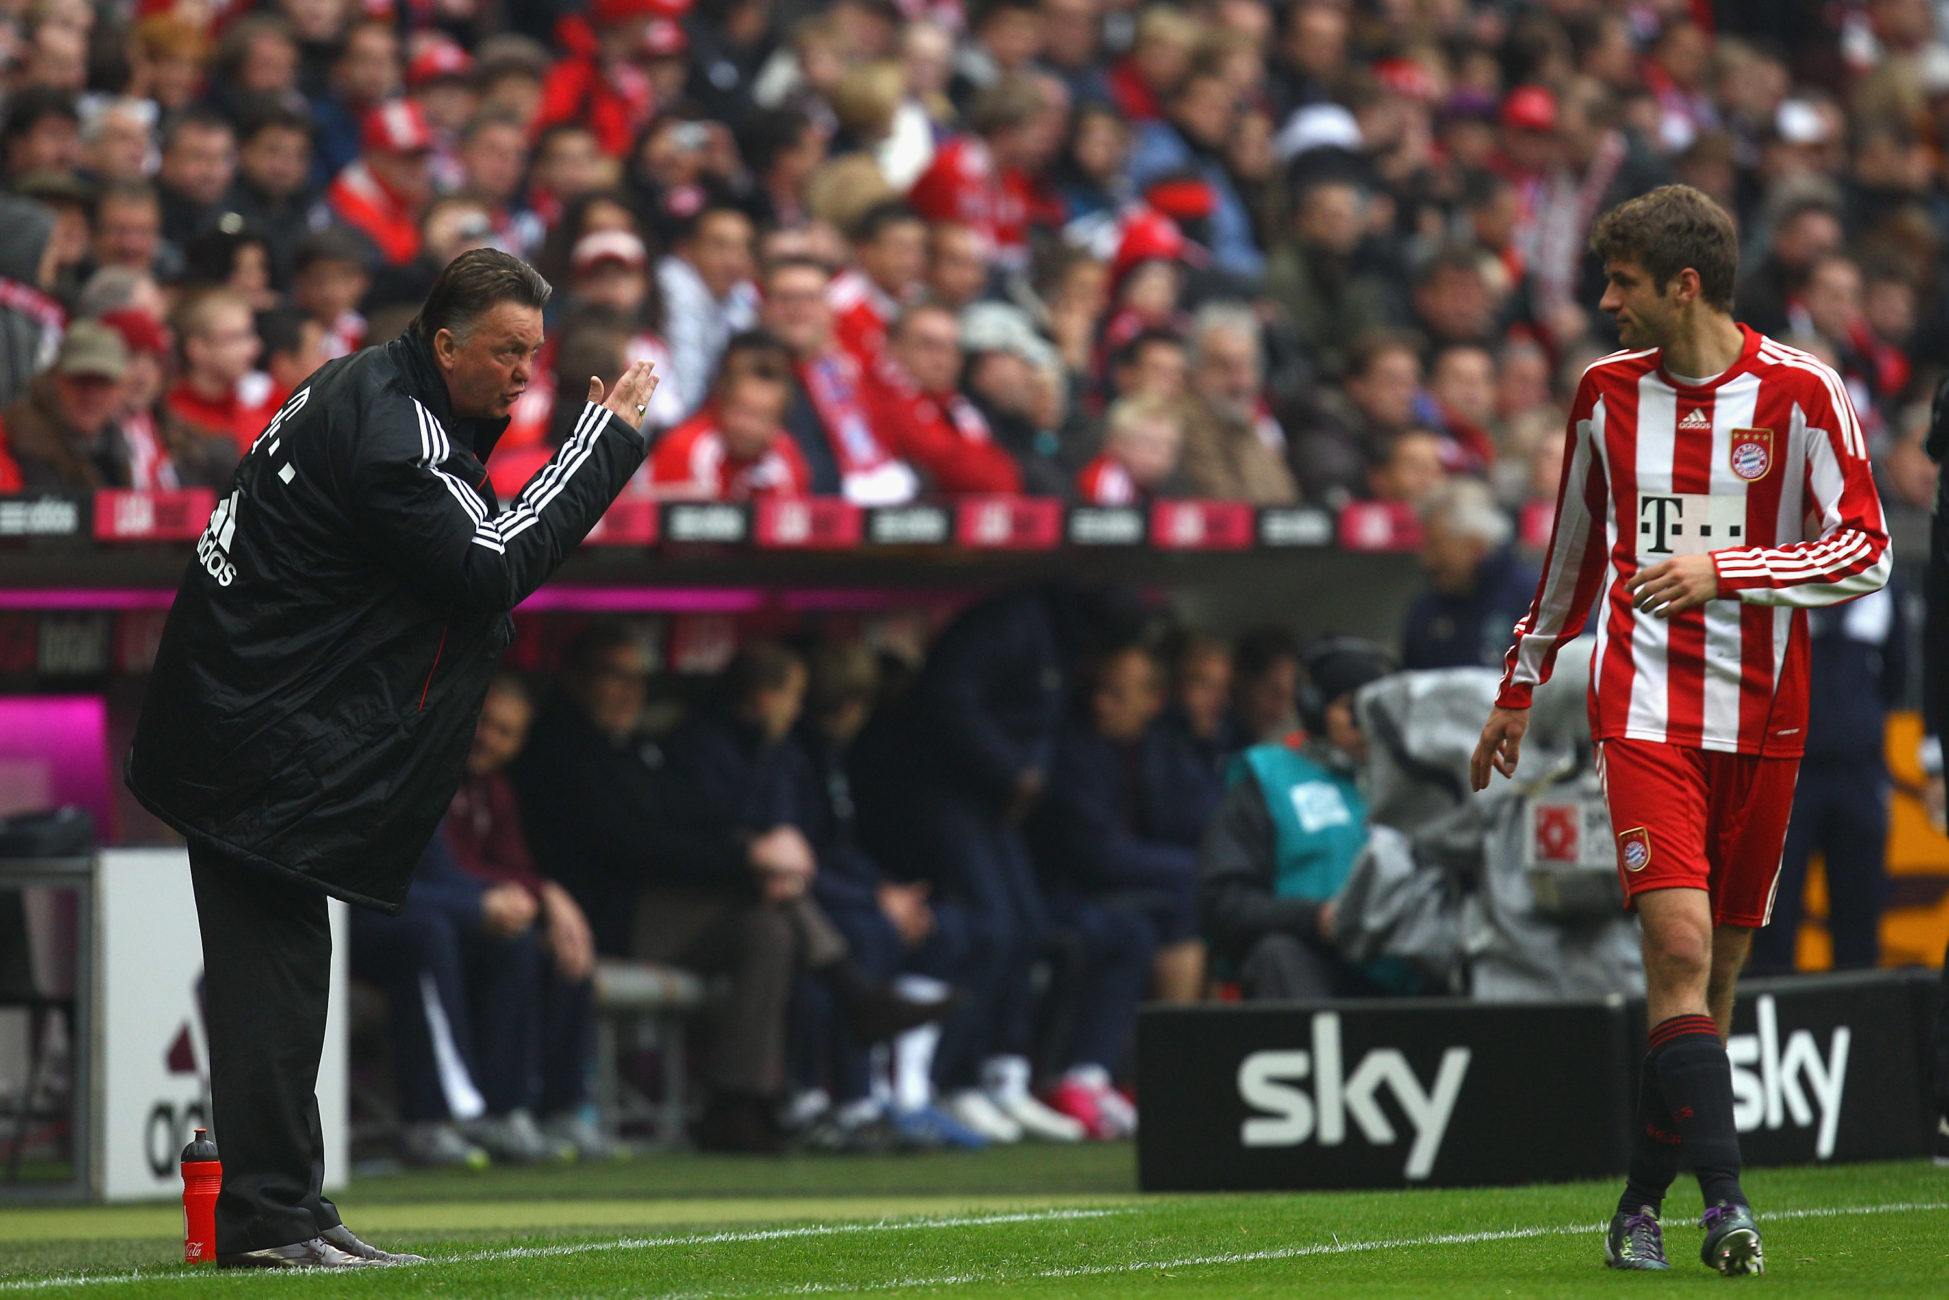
[589,359,660,427]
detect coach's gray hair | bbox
[407,248,551,347]
[1189,301,1261,368]
[1421,478,1512,550]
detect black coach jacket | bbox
[126,330,645,911]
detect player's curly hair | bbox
[1589,184,1738,312]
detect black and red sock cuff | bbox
[1647,1014,1719,1051]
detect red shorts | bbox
[1595,737,1800,927]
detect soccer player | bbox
[1469,186,1889,1277]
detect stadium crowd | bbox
[0,0,1937,1158]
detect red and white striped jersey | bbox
[1496,325,1890,756]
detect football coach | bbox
[126,249,658,1268]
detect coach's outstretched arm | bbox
[351,363,657,615]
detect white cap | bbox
[1774,99,1829,147]
[1275,103,1364,162]
[960,302,1057,371]
[572,229,649,274]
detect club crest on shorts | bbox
[1729,428,1773,481]
[1617,826,1652,873]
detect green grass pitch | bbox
[2,1146,1943,1297]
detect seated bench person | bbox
[510,623,841,1153]
[1027,644,1204,1138]
[1197,638,1409,999]
[348,827,573,1167]
[785,641,991,1151]
[444,672,615,1160]
[656,640,950,1150]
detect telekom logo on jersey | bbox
[1638,493,1748,558]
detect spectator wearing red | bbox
[291,229,371,360]
[1491,84,1557,270]
[327,101,434,267]
[1076,394,1185,505]
[564,229,684,427]
[829,201,927,369]
[868,301,1022,495]
[501,229,680,464]
[907,74,1063,273]
[101,305,235,491]
[1101,207,1193,357]
[761,256,917,504]
[534,0,673,159]
[649,362,809,500]
[1106,4,1199,124]
[406,36,480,194]
[164,289,278,457]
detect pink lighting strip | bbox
[0,587,962,614]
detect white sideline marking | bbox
[645,1200,1949,1299]
[5,1199,1944,1293]
[0,1208,1128,1291]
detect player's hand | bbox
[1625,554,1719,619]
[481,883,539,936]
[1925,773,1945,835]
[1470,705,1530,791]
[589,360,659,427]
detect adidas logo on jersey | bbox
[1679,409,1712,430]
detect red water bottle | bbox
[180,1128,221,1264]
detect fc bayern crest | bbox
[1729,428,1773,481]
[1617,826,1652,873]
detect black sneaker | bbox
[1933,1113,1949,1168]
[1603,1206,1671,1270]
[1699,1202,1764,1277]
